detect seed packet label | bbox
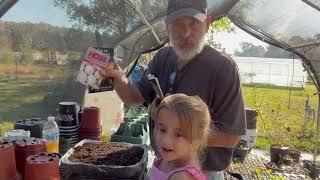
[76,47,114,91]
[82,47,111,69]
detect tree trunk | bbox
[95,30,102,47]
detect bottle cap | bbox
[48,116,55,121]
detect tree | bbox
[0,47,14,64]
[11,29,29,52]
[0,22,12,49]
[55,0,235,49]
[235,43,294,58]
[1,21,98,53]
[234,42,266,57]
[265,45,292,58]
[207,17,235,50]
[54,0,166,46]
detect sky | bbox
[1,0,268,54]
[215,29,268,54]
[2,0,71,27]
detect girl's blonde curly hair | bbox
[155,93,211,152]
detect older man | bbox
[102,0,246,179]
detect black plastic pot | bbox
[270,145,289,164]
[304,161,320,179]
[288,149,301,163]
[282,155,293,165]
[245,108,258,129]
[233,146,249,163]
[14,118,46,138]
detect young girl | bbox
[150,93,210,180]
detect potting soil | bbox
[60,140,148,180]
[69,143,144,166]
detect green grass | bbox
[243,85,318,152]
[0,64,72,120]
[0,121,14,138]
[0,63,318,152]
[0,63,78,138]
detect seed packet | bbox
[76,47,114,92]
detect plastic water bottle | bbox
[42,116,59,153]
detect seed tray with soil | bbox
[68,143,144,166]
[60,139,148,180]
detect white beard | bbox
[169,30,207,61]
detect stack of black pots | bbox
[57,102,80,154]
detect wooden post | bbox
[314,93,320,164]
[15,58,18,80]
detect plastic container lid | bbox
[59,102,78,106]
[4,129,30,138]
[48,116,55,121]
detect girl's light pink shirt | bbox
[150,159,207,180]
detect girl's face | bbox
[155,108,193,163]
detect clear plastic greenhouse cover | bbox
[0,0,319,119]
[228,0,320,87]
[39,0,319,87]
[1,0,319,79]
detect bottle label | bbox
[43,132,59,141]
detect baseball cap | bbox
[166,0,207,23]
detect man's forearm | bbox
[207,129,240,148]
[114,80,145,106]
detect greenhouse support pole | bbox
[124,0,161,45]
[0,0,19,18]
[314,93,320,163]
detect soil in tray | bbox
[68,143,144,166]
